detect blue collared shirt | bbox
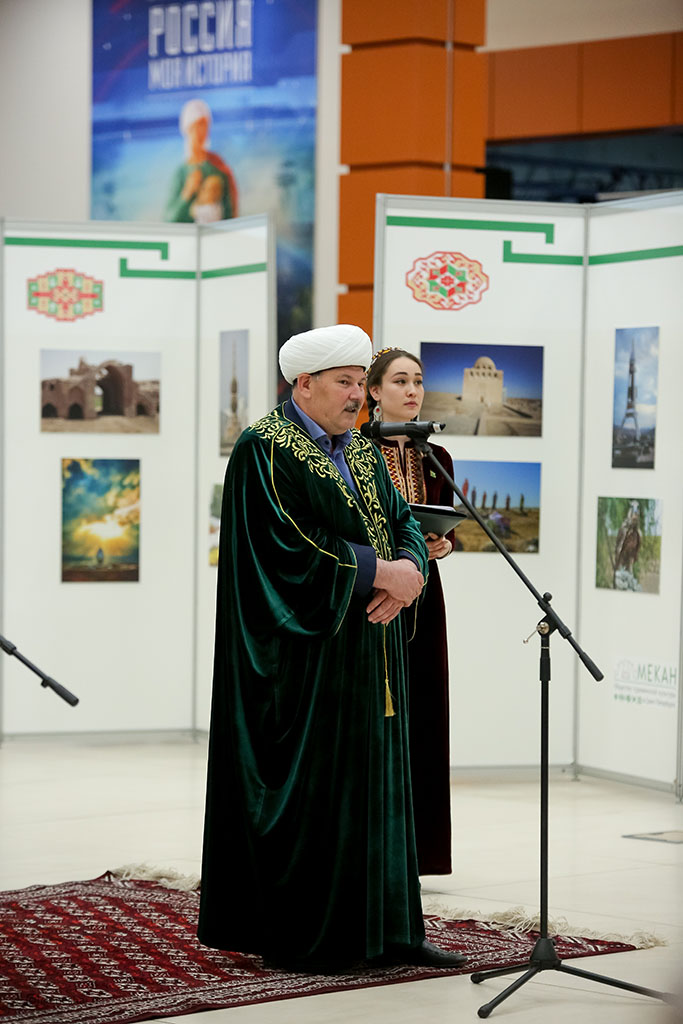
[291,398,357,494]
[289,398,377,593]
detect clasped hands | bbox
[367,558,424,625]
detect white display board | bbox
[578,194,683,788]
[195,218,276,732]
[374,193,683,787]
[0,216,274,735]
[375,196,587,769]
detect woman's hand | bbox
[425,532,452,560]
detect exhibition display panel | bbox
[374,192,682,792]
[0,215,275,735]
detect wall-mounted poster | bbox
[220,329,248,455]
[420,342,543,436]
[612,326,659,469]
[62,459,140,582]
[91,0,317,371]
[451,460,541,553]
[596,497,662,594]
[209,483,223,566]
[41,351,160,433]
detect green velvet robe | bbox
[198,404,429,963]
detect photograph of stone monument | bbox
[451,459,541,553]
[596,496,661,593]
[62,458,140,582]
[220,329,249,456]
[420,341,543,436]
[612,326,658,469]
[41,350,160,433]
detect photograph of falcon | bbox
[613,500,642,582]
[595,496,662,594]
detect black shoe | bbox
[404,940,468,967]
[372,939,468,969]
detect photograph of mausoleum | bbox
[420,341,543,435]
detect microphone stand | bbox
[400,425,673,1017]
[0,633,79,707]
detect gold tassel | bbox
[383,626,395,717]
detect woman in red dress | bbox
[366,348,455,875]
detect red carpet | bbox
[0,873,636,1023]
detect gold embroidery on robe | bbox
[251,408,393,561]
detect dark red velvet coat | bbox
[377,440,454,875]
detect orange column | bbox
[338,0,488,335]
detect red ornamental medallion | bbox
[406,251,489,311]
[27,268,103,322]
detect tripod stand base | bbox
[471,936,673,1018]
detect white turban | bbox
[279,324,372,385]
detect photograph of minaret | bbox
[611,326,659,469]
[219,329,249,456]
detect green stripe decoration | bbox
[387,215,555,244]
[6,236,169,259]
[118,258,267,280]
[504,241,683,266]
[588,245,683,265]
[119,258,194,280]
[200,262,267,279]
[502,240,583,266]
[388,215,682,268]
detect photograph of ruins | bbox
[41,350,160,433]
[612,326,658,469]
[451,459,541,553]
[420,341,543,436]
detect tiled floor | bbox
[1,734,681,1023]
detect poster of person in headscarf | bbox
[166,97,239,224]
[91,1,317,361]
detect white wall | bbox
[484,0,683,50]
[0,0,91,221]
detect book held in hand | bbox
[408,503,468,536]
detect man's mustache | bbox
[344,401,362,412]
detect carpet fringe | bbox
[111,863,200,891]
[421,899,666,950]
[108,868,664,950]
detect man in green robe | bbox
[198,325,466,970]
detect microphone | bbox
[360,420,446,439]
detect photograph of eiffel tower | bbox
[611,326,658,469]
